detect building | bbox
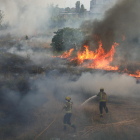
[59,11,79,18]
[90,0,104,18]
[90,0,113,18]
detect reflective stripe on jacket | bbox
[63,102,72,113]
[97,92,107,102]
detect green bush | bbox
[51,27,83,52]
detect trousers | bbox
[99,102,108,115]
[63,113,76,131]
[63,113,72,126]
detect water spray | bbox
[81,95,97,106]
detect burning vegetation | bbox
[69,39,119,71]
[54,36,140,78]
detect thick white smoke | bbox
[0,0,120,37]
[0,0,55,36]
[33,72,140,101]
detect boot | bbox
[105,107,108,113]
[100,114,103,117]
[71,125,76,133]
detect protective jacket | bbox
[63,101,72,113]
[97,92,107,102]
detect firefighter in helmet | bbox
[63,96,76,132]
[97,88,108,117]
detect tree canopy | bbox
[51,27,84,52]
[65,7,71,13]
[0,10,4,29]
[80,4,86,15]
[76,1,80,13]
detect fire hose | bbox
[34,95,99,140]
[34,108,63,140]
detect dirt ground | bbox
[13,94,140,140]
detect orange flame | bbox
[129,71,140,78]
[71,41,119,71]
[60,48,74,58]
[52,37,140,78]
[126,70,140,78]
[52,48,74,58]
[120,68,140,78]
[122,35,125,41]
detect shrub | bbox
[51,27,83,52]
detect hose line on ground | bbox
[34,108,63,140]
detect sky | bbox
[42,0,116,11]
[47,0,91,10]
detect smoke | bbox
[0,0,88,37]
[0,0,119,37]
[48,72,140,99]
[1,70,139,122]
[81,0,140,63]
[0,0,53,36]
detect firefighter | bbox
[63,96,76,132]
[97,88,108,117]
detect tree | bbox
[75,1,80,13]
[51,27,83,52]
[80,4,86,15]
[0,10,4,29]
[47,4,87,29]
[47,4,60,17]
[65,7,71,13]
[50,16,67,28]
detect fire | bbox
[52,37,140,78]
[60,48,74,58]
[52,48,74,59]
[122,35,125,41]
[126,70,140,78]
[129,71,140,78]
[120,68,140,78]
[71,41,119,71]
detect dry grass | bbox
[19,96,139,140]
[1,85,140,140]
[76,97,140,140]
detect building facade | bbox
[90,0,104,14]
[90,0,112,14]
